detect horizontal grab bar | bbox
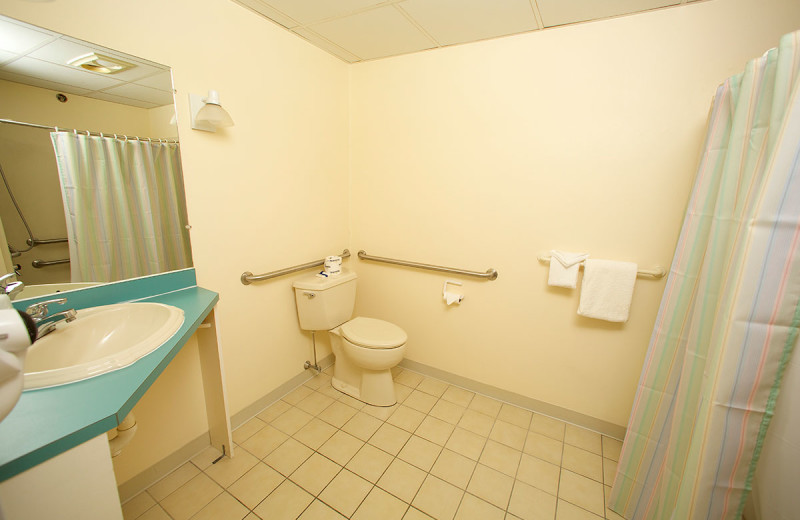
[26,238,68,246]
[358,250,498,280]
[241,249,350,285]
[32,258,70,268]
[536,253,665,279]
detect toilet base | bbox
[331,368,397,407]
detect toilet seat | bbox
[341,317,407,349]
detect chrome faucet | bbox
[0,273,24,299]
[25,298,77,339]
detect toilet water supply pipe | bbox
[304,331,322,374]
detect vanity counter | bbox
[0,269,219,482]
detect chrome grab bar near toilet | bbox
[357,250,498,280]
[241,249,350,285]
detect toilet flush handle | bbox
[302,291,316,299]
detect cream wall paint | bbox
[2,0,798,492]
[0,0,349,487]
[349,0,800,427]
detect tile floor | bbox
[122,366,626,520]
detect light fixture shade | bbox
[189,90,234,132]
[195,103,234,128]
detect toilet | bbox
[293,270,407,406]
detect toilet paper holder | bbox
[443,280,464,305]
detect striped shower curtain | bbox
[51,133,192,283]
[608,31,800,520]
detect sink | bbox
[23,302,185,390]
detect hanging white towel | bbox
[548,250,589,289]
[577,259,638,322]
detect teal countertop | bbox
[0,269,218,482]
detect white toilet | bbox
[293,270,407,406]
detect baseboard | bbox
[117,432,210,503]
[118,354,335,503]
[231,354,335,430]
[119,352,623,503]
[400,359,626,439]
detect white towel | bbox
[578,259,638,322]
[548,250,589,289]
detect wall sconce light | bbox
[189,90,234,132]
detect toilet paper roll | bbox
[324,255,342,275]
[443,292,463,305]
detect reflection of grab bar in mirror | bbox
[26,238,68,246]
[32,259,70,268]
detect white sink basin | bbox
[23,302,185,390]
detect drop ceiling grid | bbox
[0,15,173,107]
[235,0,712,63]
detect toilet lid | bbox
[341,317,407,349]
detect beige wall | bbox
[2,0,799,490]
[349,0,800,427]
[0,0,349,487]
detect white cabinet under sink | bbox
[0,435,123,519]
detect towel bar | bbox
[537,252,665,279]
[358,250,498,280]
[241,249,350,285]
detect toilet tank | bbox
[293,270,357,331]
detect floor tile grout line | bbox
[143,366,611,520]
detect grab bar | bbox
[32,258,70,268]
[536,252,665,279]
[358,250,498,280]
[241,249,350,285]
[27,238,68,246]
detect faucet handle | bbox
[0,273,16,287]
[25,298,67,321]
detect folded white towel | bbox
[578,259,638,322]
[548,250,589,289]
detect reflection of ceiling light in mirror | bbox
[67,53,134,74]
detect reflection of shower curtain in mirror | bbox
[50,133,192,283]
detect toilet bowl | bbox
[329,317,407,406]
[293,270,407,406]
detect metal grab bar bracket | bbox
[358,250,498,281]
[241,249,350,285]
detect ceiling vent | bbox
[67,52,134,74]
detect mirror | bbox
[0,15,192,300]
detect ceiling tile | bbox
[293,27,361,63]
[135,70,174,92]
[27,38,96,65]
[101,83,174,107]
[262,0,387,25]
[2,56,122,90]
[0,70,92,97]
[85,91,157,109]
[310,5,436,61]
[399,0,538,46]
[0,17,57,54]
[0,50,15,64]
[537,0,679,28]
[232,0,300,28]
